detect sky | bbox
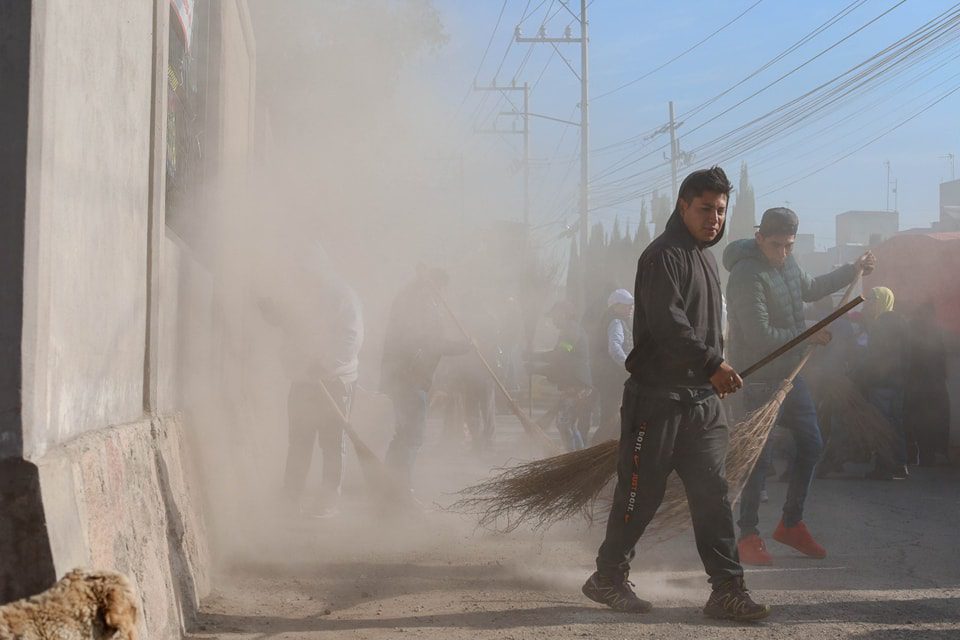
[410,0,960,251]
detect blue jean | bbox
[556,391,590,451]
[738,376,823,534]
[385,385,429,487]
[866,386,906,466]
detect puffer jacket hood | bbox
[664,201,727,248]
[722,238,761,272]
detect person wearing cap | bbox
[723,207,876,566]
[583,167,769,622]
[589,288,635,444]
[525,300,592,451]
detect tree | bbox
[610,217,623,245]
[651,189,673,237]
[729,162,757,242]
[635,199,652,247]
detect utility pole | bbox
[884,160,891,211]
[941,153,956,182]
[668,101,678,199]
[517,0,589,304]
[473,82,530,226]
[579,0,590,302]
[523,82,530,228]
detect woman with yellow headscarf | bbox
[855,286,909,480]
[863,286,895,323]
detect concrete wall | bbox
[941,179,960,228]
[0,0,31,460]
[35,415,209,640]
[836,210,899,246]
[21,1,155,459]
[1,1,256,637]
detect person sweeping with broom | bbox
[381,266,470,496]
[724,207,876,565]
[582,167,770,621]
[259,242,365,519]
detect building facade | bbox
[0,2,255,637]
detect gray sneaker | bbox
[703,577,770,621]
[582,571,652,613]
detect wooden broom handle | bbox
[743,269,864,382]
[317,378,379,461]
[429,286,558,453]
[740,295,864,379]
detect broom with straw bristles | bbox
[314,379,445,510]
[813,373,898,473]
[431,287,561,457]
[453,283,865,533]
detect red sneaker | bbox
[737,533,773,566]
[772,520,827,559]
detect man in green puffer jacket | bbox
[724,207,875,566]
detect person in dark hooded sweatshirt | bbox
[582,167,769,622]
[724,208,875,566]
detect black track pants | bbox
[595,380,743,585]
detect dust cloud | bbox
[172,0,585,577]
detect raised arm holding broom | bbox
[724,207,876,566]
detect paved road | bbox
[188,415,960,640]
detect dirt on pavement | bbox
[188,415,960,640]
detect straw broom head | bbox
[451,439,619,531]
[813,374,898,467]
[451,380,796,536]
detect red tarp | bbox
[865,232,960,336]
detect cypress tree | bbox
[730,161,757,241]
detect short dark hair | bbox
[677,166,733,203]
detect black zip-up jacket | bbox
[625,206,726,391]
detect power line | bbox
[597,0,914,186]
[675,0,912,148]
[473,0,549,131]
[680,0,871,122]
[451,0,510,121]
[519,0,550,25]
[474,0,511,85]
[589,1,950,195]
[749,45,960,179]
[586,0,870,170]
[592,0,767,101]
[761,81,960,196]
[687,6,960,165]
[530,48,557,91]
[589,14,960,214]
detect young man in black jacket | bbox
[582,167,769,621]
